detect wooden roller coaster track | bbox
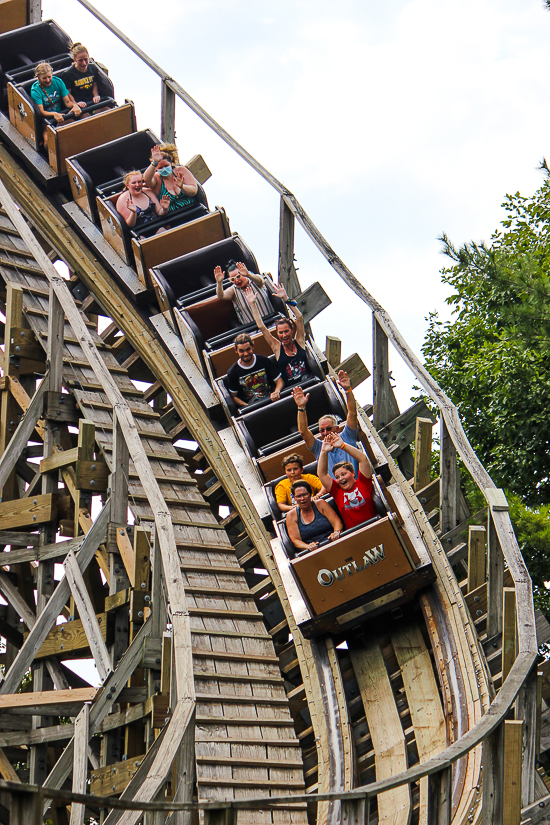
[0,4,546,825]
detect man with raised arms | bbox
[292,370,360,478]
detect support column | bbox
[161,81,176,144]
[278,197,301,298]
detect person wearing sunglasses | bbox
[292,370,361,479]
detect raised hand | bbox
[214,266,224,283]
[151,145,163,163]
[321,437,334,452]
[244,287,257,305]
[274,284,288,301]
[326,431,344,450]
[292,385,309,408]
[174,169,184,188]
[159,195,170,211]
[126,199,137,214]
[337,370,351,392]
[236,261,249,276]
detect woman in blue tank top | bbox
[286,480,343,553]
[143,143,198,212]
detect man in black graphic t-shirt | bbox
[227,333,284,408]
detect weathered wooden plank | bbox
[392,623,446,825]
[63,550,112,680]
[325,336,341,370]
[0,373,50,495]
[27,611,110,660]
[91,753,147,797]
[502,587,517,683]
[350,638,410,824]
[0,493,57,531]
[0,687,96,710]
[502,720,523,825]
[413,417,433,493]
[70,703,89,825]
[467,525,486,593]
[40,447,80,474]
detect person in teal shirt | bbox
[30,62,81,149]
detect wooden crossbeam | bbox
[0,373,50,494]
[0,493,57,531]
[0,687,96,711]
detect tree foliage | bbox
[421,176,550,614]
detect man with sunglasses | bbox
[292,370,360,478]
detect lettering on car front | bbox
[317,544,386,587]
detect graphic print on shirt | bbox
[285,359,307,382]
[239,369,270,399]
[342,487,366,510]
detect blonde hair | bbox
[152,143,180,166]
[35,62,53,78]
[123,170,142,188]
[70,42,89,59]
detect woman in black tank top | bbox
[286,480,343,553]
[245,283,312,388]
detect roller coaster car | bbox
[100,196,217,285]
[235,379,345,457]
[0,20,71,108]
[8,74,130,175]
[67,130,160,221]
[0,0,29,36]
[216,347,323,418]
[289,511,434,637]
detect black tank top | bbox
[134,197,157,227]
[297,503,333,545]
[277,341,311,387]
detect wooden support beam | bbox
[116,526,135,585]
[413,417,433,493]
[69,703,89,825]
[336,352,370,390]
[295,281,331,324]
[487,511,504,641]
[0,500,110,695]
[28,611,111,660]
[90,752,147,797]
[502,720,523,825]
[427,767,451,825]
[160,81,176,144]
[502,587,517,683]
[340,797,366,825]
[0,493,57,530]
[40,447,80,474]
[7,376,45,439]
[0,284,23,503]
[439,419,459,534]
[325,336,342,370]
[133,527,151,592]
[0,374,50,496]
[0,687,96,711]
[63,550,112,681]
[482,721,504,825]
[278,197,300,299]
[467,525,486,593]
[517,667,539,807]
[185,154,211,186]
[373,316,400,429]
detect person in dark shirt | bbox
[226,333,284,408]
[245,283,311,388]
[63,43,103,108]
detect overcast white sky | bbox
[42,0,550,406]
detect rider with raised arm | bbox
[317,432,377,529]
[245,284,311,388]
[292,370,361,478]
[214,260,275,325]
[143,144,198,211]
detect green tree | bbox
[421,176,550,613]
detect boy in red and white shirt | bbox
[318,432,377,529]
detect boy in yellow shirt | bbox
[275,453,325,513]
